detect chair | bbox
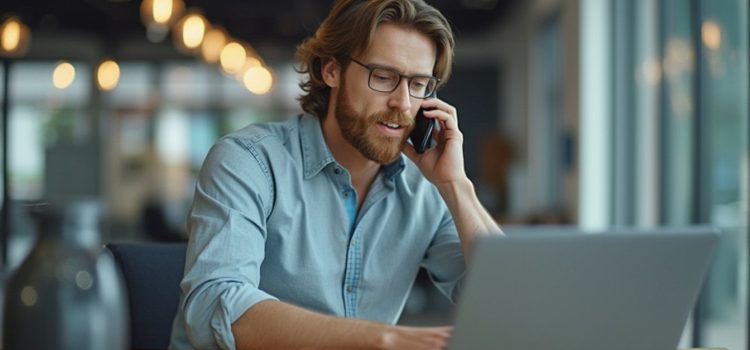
[106,242,187,350]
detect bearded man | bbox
[170,1,502,349]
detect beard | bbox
[334,79,414,164]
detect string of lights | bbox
[0,0,273,95]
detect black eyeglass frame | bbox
[348,57,440,99]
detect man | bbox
[169,0,502,349]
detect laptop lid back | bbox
[448,229,718,350]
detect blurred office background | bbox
[0,0,747,348]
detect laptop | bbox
[448,228,719,350]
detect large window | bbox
[2,59,302,265]
[698,1,748,347]
[580,0,749,348]
[102,61,299,240]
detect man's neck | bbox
[320,117,380,201]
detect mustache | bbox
[371,110,414,128]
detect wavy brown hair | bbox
[296,0,455,118]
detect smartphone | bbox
[409,107,436,154]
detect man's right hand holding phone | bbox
[402,97,467,187]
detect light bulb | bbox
[220,41,246,74]
[53,61,76,89]
[172,11,207,53]
[701,20,721,51]
[97,59,121,91]
[0,16,31,57]
[140,0,184,29]
[200,27,227,63]
[243,66,273,95]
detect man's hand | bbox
[402,98,467,187]
[380,325,453,350]
[402,98,503,261]
[233,300,453,350]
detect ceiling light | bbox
[52,61,76,89]
[242,66,273,95]
[173,11,207,53]
[0,16,31,57]
[140,0,184,30]
[97,59,121,91]
[219,41,246,74]
[701,20,721,51]
[200,26,227,64]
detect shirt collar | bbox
[299,113,406,181]
[382,155,406,182]
[300,114,336,179]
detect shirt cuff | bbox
[186,282,278,350]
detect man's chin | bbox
[380,152,402,164]
[380,146,406,164]
[358,143,402,164]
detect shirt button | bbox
[334,168,341,175]
[343,191,350,198]
[346,286,354,293]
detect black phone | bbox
[409,107,436,154]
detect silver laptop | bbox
[448,228,719,350]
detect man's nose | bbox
[387,79,412,112]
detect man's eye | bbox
[411,78,431,88]
[373,73,395,81]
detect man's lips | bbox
[375,121,410,137]
[378,121,402,129]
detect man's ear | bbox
[321,58,341,88]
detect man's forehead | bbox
[359,24,437,75]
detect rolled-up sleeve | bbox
[180,137,278,349]
[421,207,466,303]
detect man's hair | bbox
[296,0,455,118]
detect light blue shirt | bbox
[169,114,465,349]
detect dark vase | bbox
[2,200,128,350]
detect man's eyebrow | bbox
[367,61,434,77]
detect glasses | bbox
[349,57,439,99]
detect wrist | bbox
[375,324,397,350]
[435,177,474,197]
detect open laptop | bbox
[448,228,719,350]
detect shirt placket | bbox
[343,227,361,318]
[331,165,361,317]
[342,173,394,318]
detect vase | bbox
[2,200,128,349]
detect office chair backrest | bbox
[106,242,187,350]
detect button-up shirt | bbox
[169,114,465,350]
